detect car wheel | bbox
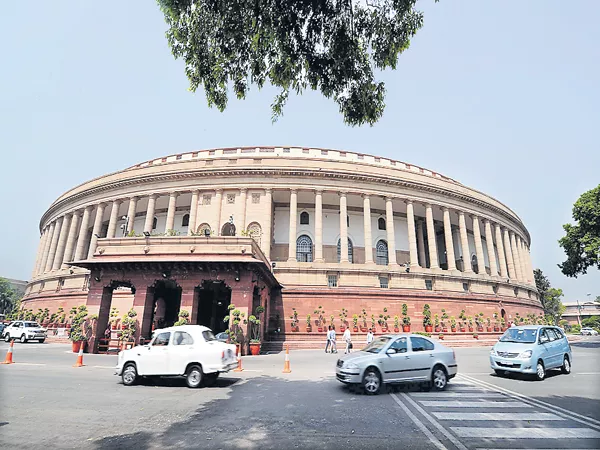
[561,356,571,374]
[203,372,219,387]
[186,365,203,388]
[122,363,138,386]
[535,361,545,381]
[494,369,505,377]
[362,368,382,395]
[4,334,11,342]
[20,334,27,344]
[432,366,448,391]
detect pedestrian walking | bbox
[343,327,352,354]
[330,325,337,353]
[325,326,332,353]
[366,328,374,345]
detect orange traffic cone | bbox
[233,344,243,372]
[1,339,14,364]
[73,343,85,368]
[282,344,291,373]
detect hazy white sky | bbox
[1,1,598,302]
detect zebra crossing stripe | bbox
[410,392,506,399]
[419,401,532,408]
[432,412,565,421]
[451,427,600,439]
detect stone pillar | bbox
[494,224,508,278]
[40,221,56,273]
[472,215,486,275]
[287,189,298,261]
[126,197,138,235]
[425,203,439,269]
[62,211,81,268]
[526,245,535,283]
[362,194,373,264]
[45,218,63,273]
[188,190,199,235]
[214,189,223,235]
[503,228,517,280]
[52,215,72,271]
[406,200,419,268]
[263,189,273,258]
[458,211,472,273]
[88,203,107,259]
[143,194,158,234]
[510,232,523,282]
[165,192,178,232]
[239,188,248,231]
[385,197,398,266]
[416,219,427,268]
[74,206,93,261]
[339,192,349,263]
[442,207,456,271]
[106,200,122,238]
[517,236,529,283]
[483,219,499,277]
[32,229,48,277]
[315,190,324,262]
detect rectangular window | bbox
[425,279,433,290]
[223,148,237,154]
[339,152,346,157]
[462,282,469,292]
[252,193,260,204]
[321,150,328,155]
[328,275,338,288]
[493,284,499,294]
[176,154,182,160]
[302,148,310,154]
[379,276,389,289]
[357,154,364,160]
[209,150,216,155]
[283,148,290,153]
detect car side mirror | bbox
[540,337,549,344]
[386,349,395,356]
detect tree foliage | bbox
[559,184,600,277]
[157,0,432,126]
[534,268,565,325]
[0,278,19,316]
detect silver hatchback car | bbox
[335,334,458,394]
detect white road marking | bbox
[451,427,600,439]
[400,393,469,450]
[410,393,506,399]
[389,393,448,450]
[419,401,531,408]
[14,363,46,366]
[432,412,565,421]
[92,366,115,369]
[573,372,600,375]
[458,374,600,430]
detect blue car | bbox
[490,325,572,381]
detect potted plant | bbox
[493,313,500,332]
[438,333,444,340]
[500,317,506,331]
[314,306,325,332]
[401,303,411,332]
[423,304,433,333]
[339,308,348,331]
[476,313,484,332]
[330,314,335,330]
[434,314,440,333]
[246,306,264,355]
[486,317,492,332]
[370,314,376,333]
[175,309,190,325]
[473,332,479,340]
[69,305,88,353]
[360,309,368,332]
[120,308,138,349]
[67,306,77,329]
[441,309,449,333]
[110,307,120,330]
[352,314,359,332]
[289,308,299,332]
[393,315,400,333]
[380,313,390,332]
[223,304,245,346]
[468,316,474,333]
[306,314,312,332]
[450,316,457,332]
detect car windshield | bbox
[24,323,41,328]
[499,328,537,343]
[202,330,216,341]
[363,336,391,353]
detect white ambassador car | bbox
[336,334,458,394]
[115,325,238,388]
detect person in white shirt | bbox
[325,326,332,353]
[366,328,374,345]
[343,327,352,354]
[330,326,337,353]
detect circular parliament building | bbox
[25,146,541,352]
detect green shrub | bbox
[570,324,581,334]
[414,331,431,337]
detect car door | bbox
[545,328,561,368]
[537,328,553,368]
[7,322,19,338]
[169,331,195,375]
[381,337,409,382]
[409,337,436,380]
[137,331,171,375]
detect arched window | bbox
[152,217,158,230]
[296,235,313,262]
[300,211,309,225]
[471,254,479,274]
[197,223,211,236]
[337,238,354,263]
[378,217,386,230]
[246,222,262,246]
[182,214,190,227]
[221,222,236,236]
[376,240,389,265]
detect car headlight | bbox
[490,348,497,356]
[344,362,359,370]
[518,350,532,359]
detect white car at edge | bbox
[115,325,238,388]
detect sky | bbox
[0,1,598,303]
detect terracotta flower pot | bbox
[439,335,444,340]
[381,328,388,333]
[434,326,440,332]
[360,327,367,333]
[318,327,323,333]
[394,327,400,333]
[468,327,474,332]
[402,325,410,332]
[71,341,85,353]
[494,326,500,332]
[442,327,448,333]
[340,326,346,332]
[486,327,492,332]
[249,342,261,355]
[306,327,312,332]
[460,327,466,333]
[477,327,484,332]
[353,326,359,332]
[425,326,433,333]
[451,327,457,333]
[473,335,479,340]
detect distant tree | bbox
[0,278,18,315]
[559,184,600,277]
[157,0,435,126]
[534,269,565,324]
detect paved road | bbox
[0,337,598,449]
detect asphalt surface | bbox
[0,337,599,450]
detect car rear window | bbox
[202,330,216,341]
[24,323,41,328]
[411,337,434,352]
